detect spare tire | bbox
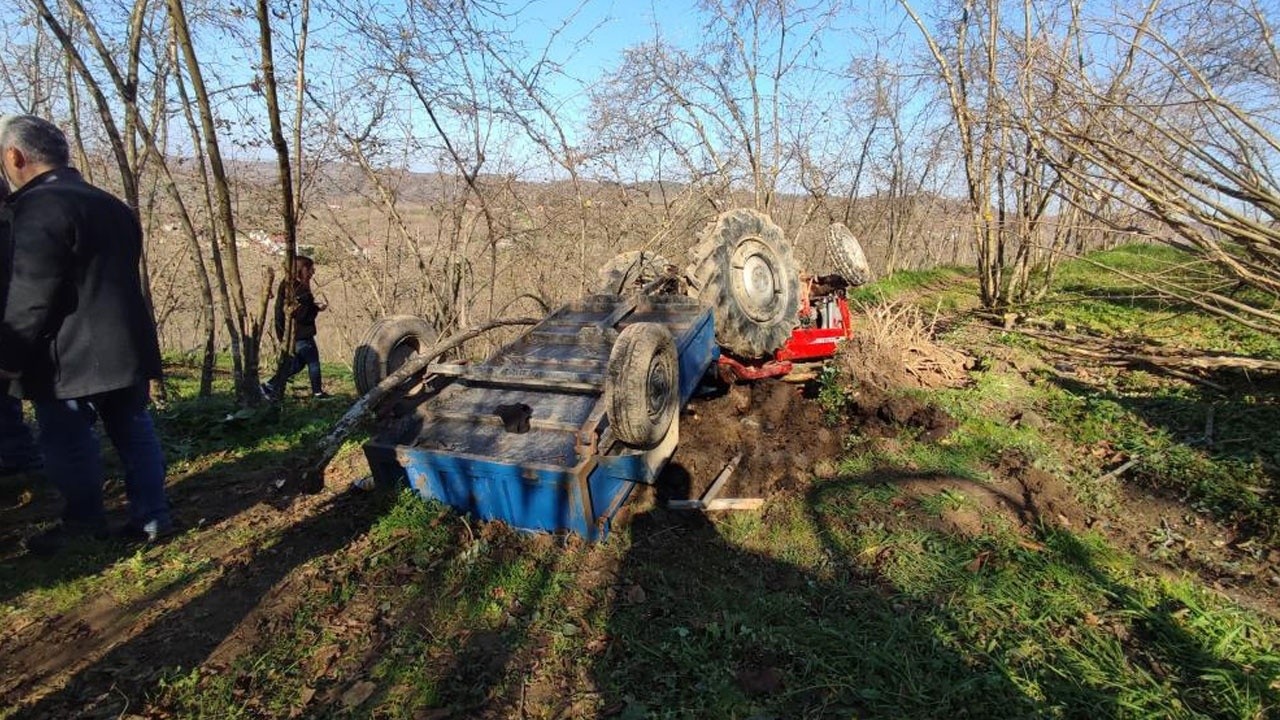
[353,315,437,395]
[597,251,671,294]
[826,222,874,286]
[605,322,678,449]
[687,208,800,358]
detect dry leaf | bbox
[289,687,317,717]
[341,680,377,708]
[965,551,991,572]
[623,584,646,604]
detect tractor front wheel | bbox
[825,222,874,286]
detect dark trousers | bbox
[267,337,323,394]
[33,383,169,530]
[0,392,40,470]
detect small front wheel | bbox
[352,315,437,394]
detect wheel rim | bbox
[646,354,672,421]
[386,337,421,373]
[730,238,783,322]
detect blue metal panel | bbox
[675,308,717,404]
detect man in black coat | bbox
[0,114,171,554]
[0,171,41,477]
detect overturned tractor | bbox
[351,209,871,538]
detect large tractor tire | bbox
[353,315,437,395]
[605,322,678,449]
[687,208,800,358]
[597,251,671,294]
[826,222,874,286]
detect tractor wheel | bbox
[353,315,437,395]
[687,208,800,358]
[597,251,671,294]
[826,222,874,286]
[605,322,678,449]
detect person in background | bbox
[0,114,171,555]
[262,255,330,399]
[0,166,41,477]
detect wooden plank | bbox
[527,329,618,347]
[669,497,765,511]
[668,453,745,510]
[704,498,765,511]
[595,297,639,330]
[424,362,603,392]
[421,410,582,434]
[490,353,608,371]
[701,453,743,505]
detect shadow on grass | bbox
[1046,373,1280,537]
[1036,530,1279,718]
[591,466,1278,718]
[0,387,348,609]
[813,471,1275,717]
[589,465,1033,719]
[6,485,396,719]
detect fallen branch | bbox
[291,316,542,491]
[1015,326,1280,382]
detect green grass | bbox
[594,486,1280,719]
[0,356,360,627]
[1043,387,1279,539]
[848,265,973,306]
[1038,244,1280,358]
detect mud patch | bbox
[662,380,844,502]
[844,390,958,443]
[994,450,1090,531]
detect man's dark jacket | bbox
[0,168,162,400]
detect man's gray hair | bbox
[0,115,70,168]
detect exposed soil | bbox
[660,380,845,503]
[0,441,384,719]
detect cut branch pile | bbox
[839,300,973,393]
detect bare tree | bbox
[900,0,1085,307]
[1031,0,1280,330]
[168,0,266,403]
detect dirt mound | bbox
[663,380,844,501]
[993,449,1090,531]
[842,390,958,443]
[845,450,1092,546]
[839,301,972,393]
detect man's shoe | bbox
[260,383,274,399]
[25,522,109,556]
[312,391,332,399]
[116,518,178,545]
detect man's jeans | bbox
[0,393,40,470]
[33,383,169,530]
[267,337,323,394]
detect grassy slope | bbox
[2,244,1279,719]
